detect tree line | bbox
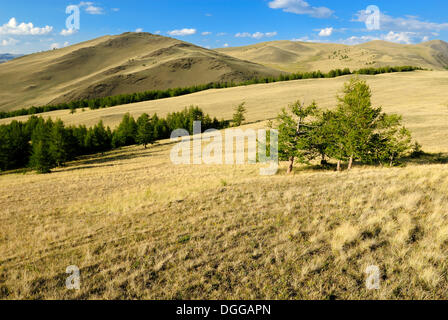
[0,106,228,173]
[276,78,419,173]
[0,66,422,120]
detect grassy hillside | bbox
[217,40,448,72]
[2,71,447,152]
[0,32,281,112]
[1,62,448,299]
[1,136,448,299]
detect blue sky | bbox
[1,0,448,53]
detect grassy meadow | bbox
[1,71,448,299]
[2,71,448,152]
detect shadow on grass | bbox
[289,152,448,174]
[401,152,448,165]
[76,148,161,166]
[56,145,164,173]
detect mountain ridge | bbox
[0,32,282,111]
[1,33,447,112]
[217,39,448,72]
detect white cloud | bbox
[340,32,419,45]
[217,32,227,36]
[0,18,53,35]
[154,30,161,34]
[60,28,77,36]
[383,31,415,44]
[252,32,265,39]
[354,11,448,32]
[135,28,143,33]
[348,11,448,45]
[292,36,326,43]
[223,43,229,47]
[64,41,70,47]
[50,43,60,50]
[201,31,212,36]
[265,32,278,37]
[268,0,333,18]
[319,27,333,37]
[79,2,104,15]
[167,28,197,36]
[235,32,251,38]
[111,8,120,12]
[235,31,277,39]
[1,38,19,46]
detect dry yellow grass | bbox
[1,135,448,299]
[0,32,280,111]
[1,69,448,300]
[2,71,448,152]
[217,40,448,72]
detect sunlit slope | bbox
[217,40,448,72]
[3,71,447,152]
[0,32,281,111]
[1,138,448,299]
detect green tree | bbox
[232,102,247,127]
[0,121,31,171]
[30,121,55,173]
[112,113,137,147]
[370,114,413,166]
[276,101,320,174]
[49,119,69,167]
[307,111,335,166]
[332,77,383,170]
[136,113,155,148]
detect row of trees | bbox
[0,106,228,173]
[277,78,417,173]
[0,66,422,120]
[0,79,421,174]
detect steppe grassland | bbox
[2,71,448,152]
[1,125,448,299]
[1,71,448,299]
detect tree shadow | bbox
[75,148,162,166]
[55,146,164,173]
[286,152,448,175]
[400,152,448,165]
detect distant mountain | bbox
[0,53,23,64]
[0,32,282,111]
[2,34,447,112]
[217,40,448,72]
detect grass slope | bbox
[217,40,448,72]
[2,71,448,152]
[0,32,281,112]
[1,138,448,299]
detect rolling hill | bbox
[2,71,448,153]
[0,32,282,112]
[217,40,448,72]
[1,33,447,113]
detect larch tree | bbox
[277,101,320,174]
[333,77,383,170]
[136,113,155,149]
[232,102,247,127]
